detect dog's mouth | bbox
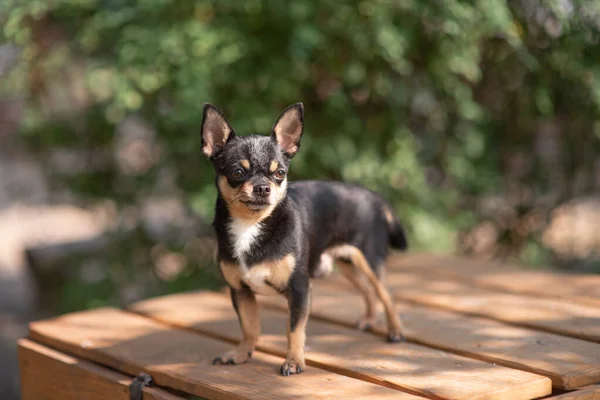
[241,199,271,210]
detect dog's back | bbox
[288,180,407,277]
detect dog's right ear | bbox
[201,104,235,158]
[271,102,304,158]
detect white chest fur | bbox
[228,219,263,262]
[224,219,294,296]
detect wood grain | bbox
[18,339,181,400]
[389,252,600,307]
[290,277,600,389]
[28,308,419,400]
[254,279,600,390]
[131,291,551,400]
[382,269,600,343]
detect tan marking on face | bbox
[218,175,287,224]
[241,181,253,197]
[244,254,296,295]
[218,176,237,202]
[217,176,257,221]
[273,177,287,203]
[269,160,279,173]
[220,261,242,289]
[218,176,253,201]
[240,159,250,170]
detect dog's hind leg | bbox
[334,245,405,343]
[337,260,380,331]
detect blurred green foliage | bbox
[3,0,600,309]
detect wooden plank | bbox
[18,338,181,400]
[256,279,600,390]
[28,307,420,400]
[550,385,600,399]
[382,269,600,343]
[132,291,551,400]
[389,252,600,307]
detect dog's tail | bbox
[383,204,408,250]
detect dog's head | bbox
[201,103,304,221]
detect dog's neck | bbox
[216,190,289,263]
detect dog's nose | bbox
[253,184,271,196]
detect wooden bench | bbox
[18,252,600,399]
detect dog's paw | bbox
[212,349,252,365]
[387,330,406,343]
[356,315,378,331]
[280,358,305,376]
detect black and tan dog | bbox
[201,102,408,376]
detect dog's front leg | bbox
[281,274,310,376]
[213,287,260,365]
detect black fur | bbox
[287,180,407,277]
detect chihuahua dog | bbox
[202,103,407,376]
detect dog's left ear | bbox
[271,102,304,158]
[201,103,235,158]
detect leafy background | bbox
[3,0,600,308]
[1,0,600,397]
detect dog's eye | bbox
[274,169,286,179]
[231,168,245,179]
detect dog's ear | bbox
[271,102,304,158]
[201,104,235,158]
